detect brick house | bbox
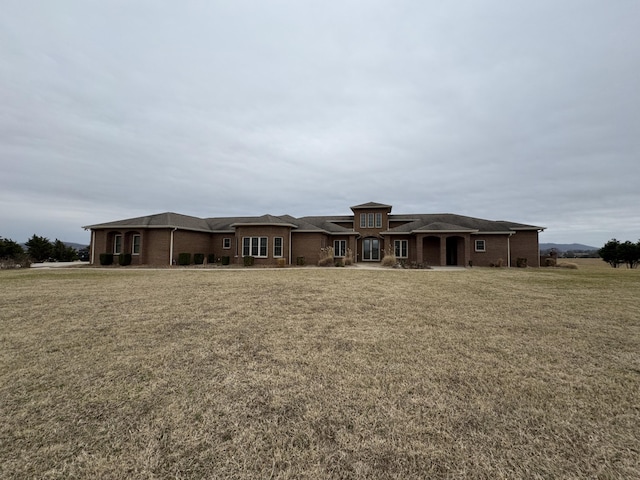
[83,202,545,267]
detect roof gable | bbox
[350,201,392,210]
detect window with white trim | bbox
[223,238,231,249]
[475,240,486,252]
[274,237,283,257]
[394,239,408,258]
[243,237,268,257]
[368,213,374,228]
[375,213,382,228]
[113,234,122,255]
[360,213,366,228]
[334,239,347,257]
[132,235,141,254]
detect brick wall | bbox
[171,230,212,264]
[291,232,327,265]
[469,235,509,267]
[509,230,540,267]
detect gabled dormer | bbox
[350,202,392,234]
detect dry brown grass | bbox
[1,264,639,479]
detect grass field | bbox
[1,261,639,479]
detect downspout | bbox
[507,232,514,268]
[169,227,178,266]
[537,229,543,267]
[90,230,95,264]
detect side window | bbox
[114,234,122,255]
[132,235,141,254]
[394,240,408,258]
[334,240,346,257]
[274,237,283,257]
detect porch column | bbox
[349,236,357,263]
[415,234,424,265]
[440,235,447,266]
[464,234,471,267]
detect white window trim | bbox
[394,239,408,258]
[334,239,347,258]
[375,213,382,228]
[475,240,486,252]
[274,237,283,257]
[360,213,366,228]
[113,234,122,255]
[223,238,231,249]
[132,234,141,255]
[243,237,268,257]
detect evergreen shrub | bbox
[119,253,132,266]
[99,253,113,266]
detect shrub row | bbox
[178,253,231,265]
[98,253,132,266]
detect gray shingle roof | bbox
[296,216,358,234]
[383,213,541,234]
[84,207,544,235]
[83,212,213,232]
[229,214,298,228]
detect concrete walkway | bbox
[31,261,90,268]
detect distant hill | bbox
[540,243,598,253]
[64,242,89,251]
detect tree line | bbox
[0,234,88,267]
[598,239,640,268]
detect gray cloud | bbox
[1,0,639,246]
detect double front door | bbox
[362,238,380,261]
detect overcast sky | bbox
[2,1,639,247]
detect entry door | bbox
[363,238,380,261]
[446,237,458,265]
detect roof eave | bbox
[412,229,479,234]
[83,224,213,233]
[229,222,298,228]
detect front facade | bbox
[83,202,545,267]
